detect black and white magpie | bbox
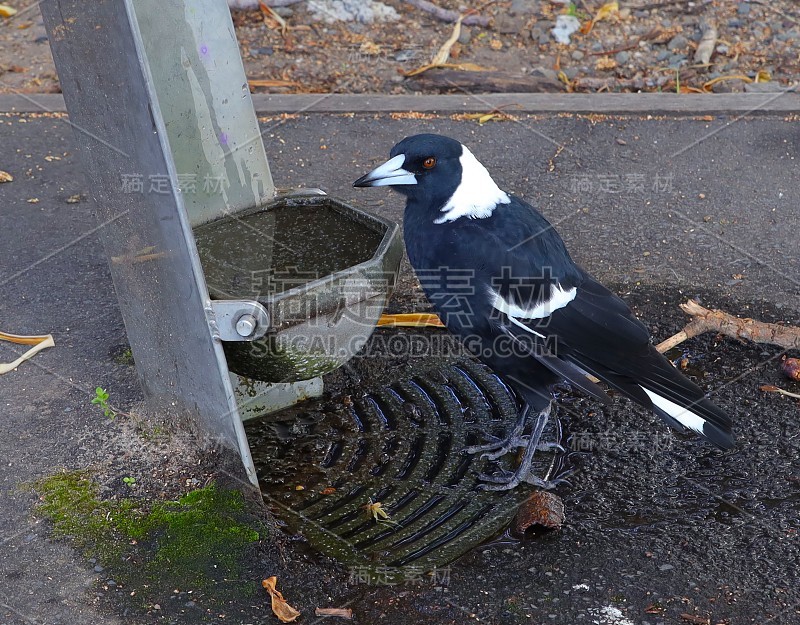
[354,133,733,490]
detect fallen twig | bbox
[656,299,800,352]
[405,0,492,27]
[760,385,800,400]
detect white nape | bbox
[434,145,511,224]
[641,387,706,434]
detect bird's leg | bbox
[465,402,564,461]
[465,402,531,459]
[477,403,569,491]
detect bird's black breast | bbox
[403,196,582,335]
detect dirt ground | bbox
[1,0,798,95]
[2,110,799,624]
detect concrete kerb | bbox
[1,92,799,115]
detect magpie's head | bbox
[354,134,510,223]
[354,133,463,200]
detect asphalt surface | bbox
[1,108,799,625]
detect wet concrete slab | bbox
[0,110,798,624]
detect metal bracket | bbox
[209,300,270,342]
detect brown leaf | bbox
[263,577,301,623]
[782,358,800,381]
[513,491,565,535]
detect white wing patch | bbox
[489,283,577,335]
[434,145,511,224]
[641,387,706,434]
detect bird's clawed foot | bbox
[467,403,567,491]
[477,468,574,492]
[465,436,565,460]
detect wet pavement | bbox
[1,108,799,624]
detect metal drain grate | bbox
[246,360,565,579]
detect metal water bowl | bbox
[194,192,403,383]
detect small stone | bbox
[668,54,687,68]
[251,46,273,56]
[509,0,535,16]
[656,50,671,61]
[571,50,585,61]
[737,2,751,15]
[659,564,674,571]
[495,15,520,34]
[564,67,579,80]
[94,565,105,573]
[530,67,558,81]
[106,580,117,587]
[728,18,742,28]
[716,44,729,54]
[615,51,630,65]
[458,26,472,45]
[186,601,196,608]
[667,34,688,50]
[273,6,293,17]
[712,80,745,93]
[634,10,648,18]
[591,42,604,52]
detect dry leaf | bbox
[595,56,616,71]
[315,607,353,619]
[0,331,55,375]
[755,69,772,83]
[702,74,753,90]
[694,25,717,65]
[263,577,300,623]
[0,170,13,183]
[259,1,287,34]
[782,357,800,381]
[583,1,618,35]
[359,41,381,56]
[0,4,18,18]
[377,313,445,328]
[431,16,462,66]
[405,16,463,76]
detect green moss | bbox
[126,486,260,582]
[34,472,261,592]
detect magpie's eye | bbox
[423,157,436,169]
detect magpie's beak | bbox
[353,154,417,188]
